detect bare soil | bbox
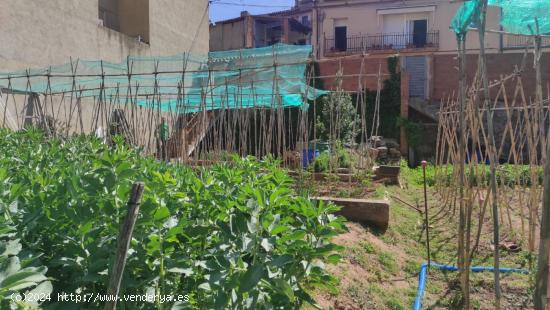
[306,180,534,310]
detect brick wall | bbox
[432,52,550,101]
[317,56,390,91]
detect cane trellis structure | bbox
[0,44,387,170]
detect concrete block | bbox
[373,165,400,185]
[312,197,390,230]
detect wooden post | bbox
[478,1,501,308]
[400,69,410,155]
[456,33,469,309]
[421,160,431,267]
[24,93,37,128]
[534,23,549,309]
[104,182,145,310]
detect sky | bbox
[209,0,295,23]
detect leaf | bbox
[260,238,273,252]
[0,257,21,281]
[153,206,170,221]
[214,291,229,308]
[273,278,295,301]
[115,162,136,180]
[167,267,194,276]
[282,230,306,242]
[271,255,294,267]
[267,214,281,233]
[198,282,211,291]
[77,221,94,236]
[295,289,322,309]
[1,268,48,291]
[230,213,248,236]
[239,264,264,293]
[269,188,289,205]
[0,239,22,257]
[247,209,259,234]
[270,225,287,235]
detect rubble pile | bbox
[369,136,401,163]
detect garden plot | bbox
[0,129,346,309]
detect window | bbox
[301,15,310,26]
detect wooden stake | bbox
[477,1,501,307]
[104,182,145,310]
[456,33,469,309]
[534,22,549,309]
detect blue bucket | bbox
[302,149,320,167]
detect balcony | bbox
[324,31,439,56]
[503,33,550,50]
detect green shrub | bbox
[315,92,359,143]
[337,146,352,169]
[313,152,330,173]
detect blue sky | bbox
[209,0,295,23]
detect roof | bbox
[211,6,312,26]
[265,7,312,17]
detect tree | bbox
[315,92,359,143]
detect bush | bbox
[313,152,330,173]
[336,146,352,169]
[315,92,359,143]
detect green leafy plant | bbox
[396,117,423,148]
[335,144,352,169]
[315,92,359,143]
[0,202,52,309]
[0,128,346,309]
[313,152,330,173]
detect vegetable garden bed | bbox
[0,129,346,309]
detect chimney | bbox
[240,11,250,17]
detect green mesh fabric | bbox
[0,44,327,112]
[489,0,550,35]
[451,0,550,36]
[450,1,483,35]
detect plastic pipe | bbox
[413,262,528,310]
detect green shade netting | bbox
[450,1,483,35]
[451,0,550,36]
[0,44,327,112]
[490,0,550,35]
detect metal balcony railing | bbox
[324,31,439,55]
[503,33,550,49]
